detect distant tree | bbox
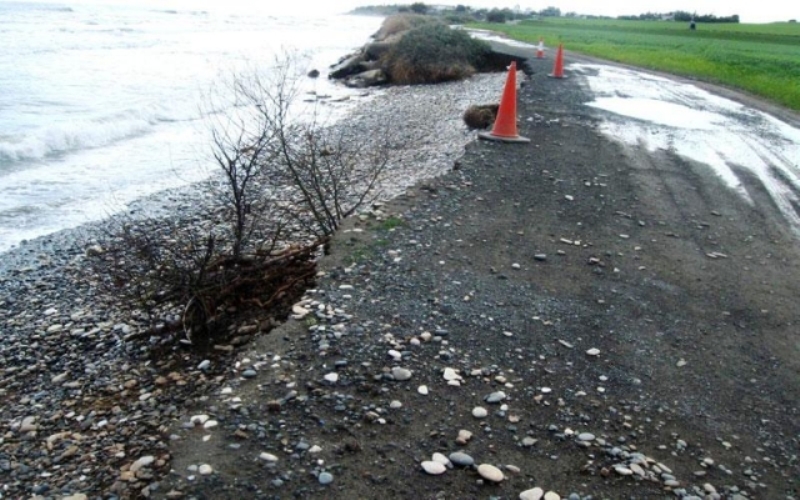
[539,6,561,17]
[486,8,506,23]
[410,2,428,14]
[455,4,468,13]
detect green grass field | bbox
[469,18,800,111]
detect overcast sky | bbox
[343,0,794,23]
[184,0,796,23]
[24,0,800,23]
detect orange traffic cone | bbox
[536,38,545,59]
[479,61,530,143]
[548,44,566,78]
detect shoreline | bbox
[0,68,506,278]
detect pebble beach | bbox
[0,71,509,498]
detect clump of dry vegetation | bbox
[372,13,438,41]
[380,23,492,85]
[462,104,499,129]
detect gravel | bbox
[3,46,799,500]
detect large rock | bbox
[345,69,388,88]
[329,52,367,80]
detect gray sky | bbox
[342,0,794,23]
[26,0,800,23]
[224,0,794,23]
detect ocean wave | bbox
[152,9,208,16]
[0,3,74,13]
[0,107,193,163]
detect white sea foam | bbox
[0,3,383,253]
[0,106,188,162]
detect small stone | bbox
[392,367,413,381]
[577,432,595,442]
[544,493,561,500]
[472,407,488,418]
[477,463,504,482]
[443,368,460,381]
[432,453,451,467]
[485,391,507,404]
[449,452,474,467]
[614,465,634,476]
[130,455,155,473]
[586,348,600,356]
[197,360,211,371]
[291,305,309,317]
[324,372,339,383]
[417,385,429,395]
[318,471,333,485]
[242,369,257,378]
[421,460,447,475]
[389,400,403,409]
[519,487,544,500]
[522,437,538,447]
[203,420,218,430]
[456,429,473,444]
[259,452,279,462]
[198,464,213,475]
[19,416,37,432]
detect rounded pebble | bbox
[421,460,447,475]
[472,406,488,418]
[318,471,333,485]
[392,367,412,381]
[519,487,544,500]
[477,463,504,482]
[449,451,474,467]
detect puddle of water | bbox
[575,63,800,229]
[465,28,539,49]
[587,98,723,130]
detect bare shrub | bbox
[91,53,392,350]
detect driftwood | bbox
[181,238,326,348]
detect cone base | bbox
[478,131,531,143]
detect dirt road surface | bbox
[158,49,800,500]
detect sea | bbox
[0,1,384,254]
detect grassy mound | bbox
[382,23,492,85]
[373,13,438,41]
